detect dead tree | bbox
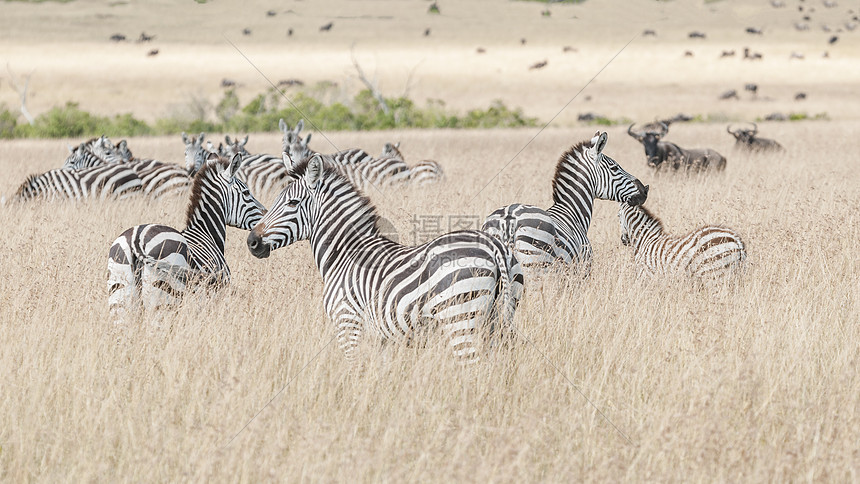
[351,49,390,115]
[6,64,34,125]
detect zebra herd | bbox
[12,124,748,362]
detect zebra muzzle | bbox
[247,231,271,259]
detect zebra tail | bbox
[492,243,521,337]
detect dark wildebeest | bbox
[726,123,784,153]
[627,122,726,172]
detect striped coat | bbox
[617,203,747,279]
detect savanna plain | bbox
[1,0,859,481]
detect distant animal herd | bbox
[9,116,779,362]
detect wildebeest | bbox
[726,123,784,153]
[627,122,726,172]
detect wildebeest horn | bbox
[627,123,644,140]
[751,122,758,136]
[659,121,669,136]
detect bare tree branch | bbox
[350,48,390,115]
[6,63,35,125]
[402,59,425,98]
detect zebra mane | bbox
[551,139,592,203]
[287,157,382,235]
[184,158,224,226]
[634,205,665,233]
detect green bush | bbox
[2,89,540,139]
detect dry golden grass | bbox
[1,122,858,481]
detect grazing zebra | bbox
[63,137,191,199]
[107,153,266,318]
[617,203,746,279]
[481,131,649,275]
[247,155,524,363]
[15,164,142,202]
[287,130,412,191]
[381,141,445,186]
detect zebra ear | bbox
[283,151,298,170]
[68,144,74,154]
[228,153,242,177]
[279,118,288,134]
[182,132,189,144]
[295,119,304,134]
[241,135,248,146]
[394,141,400,149]
[305,132,312,144]
[225,135,233,145]
[198,132,206,143]
[305,154,324,188]
[593,131,608,154]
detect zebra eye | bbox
[286,199,300,208]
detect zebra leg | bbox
[107,236,139,323]
[141,254,188,313]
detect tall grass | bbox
[0,123,857,481]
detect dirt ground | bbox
[1,0,858,123]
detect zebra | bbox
[287,130,412,191]
[63,137,191,199]
[247,155,524,363]
[481,131,649,275]
[617,203,746,279]
[183,132,213,176]
[15,164,142,202]
[107,153,266,318]
[279,118,305,152]
[219,134,288,197]
[381,141,445,186]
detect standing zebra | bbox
[107,153,266,318]
[62,137,191,199]
[381,141,445,186]
[617,203,746,279]
[15,164,142,202]
[287,130,412,191]
[219,134,288,197]
[247,155,524,363]
[481,131,649,275]
[183,132,213,176]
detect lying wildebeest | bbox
[726,123,784,153]
[628,122,726,172]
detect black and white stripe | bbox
[381,141,445,186]
[617,203,747,278]
[214,134,287,197]
[15,164,142,202]
[481,131,649,275]
[247,155,524,363]
[63,137,190,199]
[287,131,411,191]
[107,153,266,318]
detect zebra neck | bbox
[308,194,381,277]
[547,186,594,236]
[182,192,228,269]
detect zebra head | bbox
[115,140,134,162]
[381,141,403,160]
[248,154,325,259]
[183,132,209,176]
[586,131,649,206]
[196,152,267,231]
[287,130,312,164]
[617,203,662,247]
[62,142,101,170]
[628,122,669,168]
[223,135,250,157]
[280,119,304,153]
